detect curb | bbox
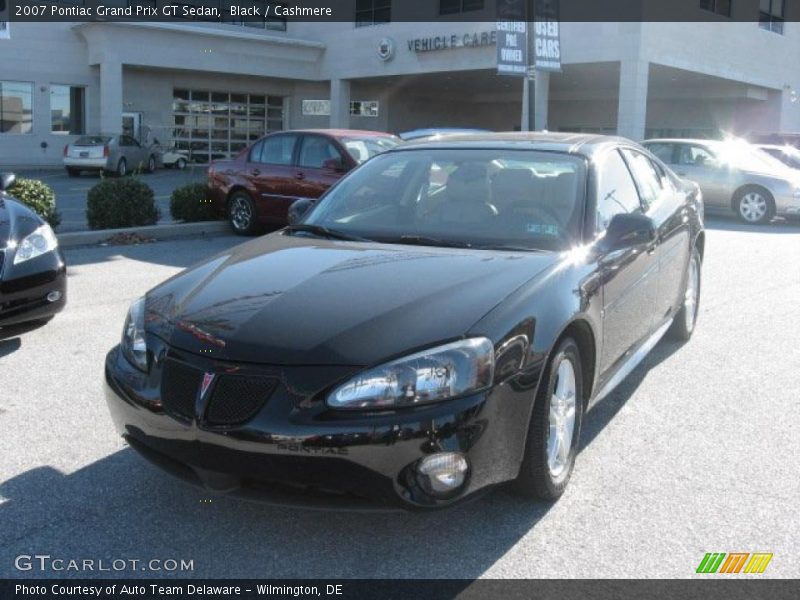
[57,221,231,249]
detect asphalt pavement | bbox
[14,167,207,233]
[0,217,798,579]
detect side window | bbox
[595,150,642,233]
[298,136,343,169]
[676,144,715,167]
[258,135,298,165]
[646,143,675,164]
[621,148,664,210]
[248,140,264,163]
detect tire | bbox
[228,192,259,236]
[66,168,79,177]
[175,158,187,170]
[734,187,774,224]
[147,155,156,173]
[513,337,584,501]
[668,247,702,341]
[115,158,127,178]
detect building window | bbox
[759,0,785,34]
[172,88,285,164]
[0,81,33,134]
[699,0,732,17]
[50,85,85,135]
[355,0,391,27]
[439,0,484,15]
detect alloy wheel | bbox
[547,358,577,479]
[230,196,252,231]
[739,192,768,223]
[684,255,700,333]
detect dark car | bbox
[0,173,67,328]
[207,129,400,235]
[104,133,704,510]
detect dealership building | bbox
[1,1,799,166]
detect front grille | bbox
[160,359,203,420]
[205,375,277,426]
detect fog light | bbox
[416,452,469,497]
[47,291,62,303]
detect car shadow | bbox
[704,214,800,234]
[0,338,684,580]
[0,320,50,357]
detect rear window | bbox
[75,136,111,146]
[342,136,400,163]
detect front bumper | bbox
[104,341,536,510]
[775,193,800,216]
[0,249,67,327]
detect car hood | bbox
[145,233,559,366]
[0,194,41,248]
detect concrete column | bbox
[329,79,350,129]
[99,59,123,134]
[617,60,649,141]
[533,71,550,131]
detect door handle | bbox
[250,169,261,176]
[295,172,305,180]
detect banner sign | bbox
[496,21,528,76]
[302,100,379,117]
[533,0,562,71]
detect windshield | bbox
[342,136,400,163]
[714,141,793,173]
[762,146,800,169]
[300,149,586,252]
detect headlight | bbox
[122,296,148,371]
[13,223,58,265]
[327,338,495,410]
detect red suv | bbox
[208,129,400,234]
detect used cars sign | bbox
[533,0,562,72]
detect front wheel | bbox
[513,337,584,501]
[735,188,773,224]
[175,158,187,170]
[228,192,259,236]
[668,247,702,341]
[147,155,156,173]
[115,158,127,178]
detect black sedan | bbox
[0,173,67,329]
[104,133,704,510]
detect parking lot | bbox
[16,167,207,232]
[1,216,798,579]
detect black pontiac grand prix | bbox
[104,133,704,510]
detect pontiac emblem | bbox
[199,372,215,400]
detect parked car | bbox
[156,143,190,170]
[756,144,800,171]
[644,138,800,224]
[399,128,491,140]
[63,134,158,177]
[104,133,703,510]
[208,129,400,234]
[0,173,66,329]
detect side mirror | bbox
[0,172,16,192]
[322,157,346,172]
[598,213,656,253]
[287,198,316,225]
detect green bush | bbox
[86,178,160,230]
[7,177,61,229]
[169,183,219,222]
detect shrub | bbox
[169,183,219,222]
[7,177,61,229]
[86,178,160,230]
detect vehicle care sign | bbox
[533,0,562,72]
[496,0,528,76]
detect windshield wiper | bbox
[472,244,542,253]
[382,235,474,249]
[284,224,372,242]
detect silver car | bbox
[63,134,158,177]
[757,144,800,171]
[644,138,800,224]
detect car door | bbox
[121,135,145,170]
[672,143,728,208]
[294,134,350,201]
[595,148,660,376]
[621,148,691,326]
[247,133,300,222]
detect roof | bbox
[643,138,721,145]
[394,131,636,156]
[292,129,398,138]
